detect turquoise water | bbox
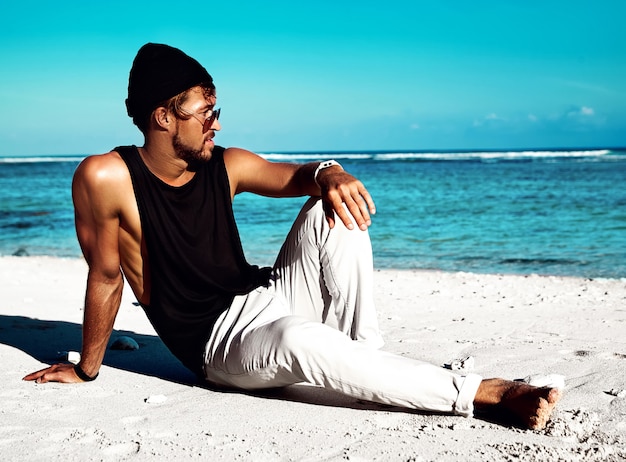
[1,149,625,278]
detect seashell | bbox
[443,356,475,372]
[67,351,81,364]
[57,350,81,364]
[145,394,167,404]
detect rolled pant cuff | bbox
[453,373,483,417]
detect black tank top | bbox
[116,145,270,375]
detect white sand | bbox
[2,256,625,461]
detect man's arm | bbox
[23,154,125,383]
[224,148,376,230]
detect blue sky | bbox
[1,1,625,156]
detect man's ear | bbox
[153,107,171,130]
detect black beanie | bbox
[125,43,213,118]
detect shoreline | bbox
[4,254,626,281]
[2,256,625,460]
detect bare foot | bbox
[474,378,562,430]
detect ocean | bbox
[1,149,625,278]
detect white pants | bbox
[203,198,482,417]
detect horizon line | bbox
[2,145,625,159]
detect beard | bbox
[173,131,212,167]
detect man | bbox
[24,43,561,430]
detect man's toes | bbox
[528,390,561,430]
[529,415,547,430]
[546,387,562,404]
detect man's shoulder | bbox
[222,146,255,157]
[74,150,130,186]
[222,146,265,167]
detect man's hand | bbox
[23,363,84,384]
[317,168,376,231]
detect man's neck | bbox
[139,143,195,187]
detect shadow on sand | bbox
[7,316,534,425]
[0,314,197,384]
[1,314,416,414]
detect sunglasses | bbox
[182,107,221,133]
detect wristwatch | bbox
[314,160,342,187]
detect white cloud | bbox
[472,112,509,128]
[580,106,594,116]
[553,105,606,130]
[567,106,595,118]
